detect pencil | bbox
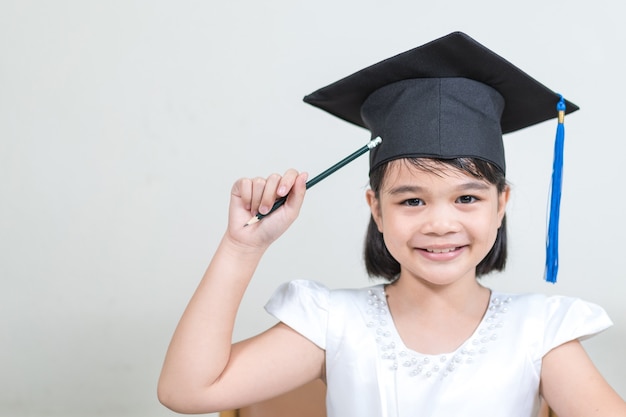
[244,137,382,227]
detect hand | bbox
[226,169,308,250]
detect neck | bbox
[385,274,489,316]
[384,274,492,354]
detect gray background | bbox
[1,1,624,416]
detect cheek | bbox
[466,206,501,243]
[379,224,404,259]
[378,213,411,248]
[483,209,502,243]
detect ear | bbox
[366,189,384,233]
[497,186,511,227]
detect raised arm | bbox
[157,169,325,413]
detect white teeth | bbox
[426,247,457,253]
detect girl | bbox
[157,32,626,417]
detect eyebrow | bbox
[386,181,491,195]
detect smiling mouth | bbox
[425,247,460,254]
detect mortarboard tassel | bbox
[545,95,566,283]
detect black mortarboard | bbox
[303,31,578,174]
[303,31,578,283]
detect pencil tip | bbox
[244,216,260,227]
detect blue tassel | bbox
[545,96,566,283]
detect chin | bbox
[401,267,477,287]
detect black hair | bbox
[363,157,508,281]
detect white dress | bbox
[265,279,613,417]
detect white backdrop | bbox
[1,1,624,416]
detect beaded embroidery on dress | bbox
[366,286,512,380]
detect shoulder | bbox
[492,290,613,356]
[268,279,330,302]
[267,279,383,306]
[264,280,383,348]
[495,291,611,325]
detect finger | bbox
[276,168,300,198]
[258,173,282,215]
[249,176,268,216]
[231,177,253,211]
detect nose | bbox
[419,205,462,236]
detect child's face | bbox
[366,160,509,286]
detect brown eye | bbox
[457,195,478,204]
[403,198,424,207]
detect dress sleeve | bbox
[264,279,330,349]
[540,295,613,357]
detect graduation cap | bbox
[303,31,578,283]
